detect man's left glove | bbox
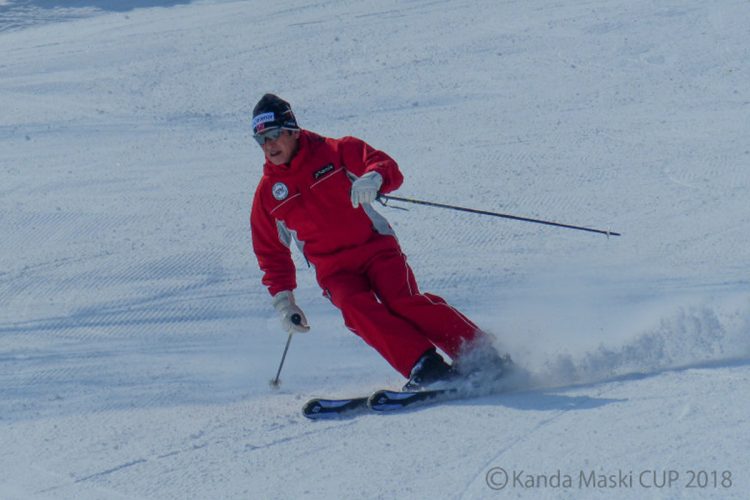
[350,171,383,208]
[272,290,310,334]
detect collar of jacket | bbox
[262,130,325,178]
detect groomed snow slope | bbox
[1,0,749,498]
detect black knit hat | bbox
[252,93,299,135]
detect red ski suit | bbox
[250,130,479,377]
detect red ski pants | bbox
[316,236,480,377]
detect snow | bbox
[1,0,749,498]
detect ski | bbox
[302,363,518,419]
[367,388,457,412]
[302,388,458,419]
[302,396,369,419]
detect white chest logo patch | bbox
[272,182,289,201]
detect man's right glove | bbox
[272,290,311,334]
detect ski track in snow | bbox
[1,0,749,498]
[457,381,625,499]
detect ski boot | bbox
[402,348,456,391]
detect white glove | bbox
[272,291,310,334]
[350,171,383,208]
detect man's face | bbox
[261,129,300,166]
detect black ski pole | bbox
[378,194,620,237]
[269,313,302,390]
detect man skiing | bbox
[250,93,503,390]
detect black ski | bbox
[302,396,369,419]
[367,388,457,412]
[302,388,458,419]
[302,363,518,419]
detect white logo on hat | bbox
[252,112,276,129]
[272,182,289,201]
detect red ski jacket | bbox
[250,130,404,296]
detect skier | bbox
[250,93,504,390]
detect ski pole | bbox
[269,313,302,389]
[378,194,621,237]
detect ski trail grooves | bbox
[458,383,624,499]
